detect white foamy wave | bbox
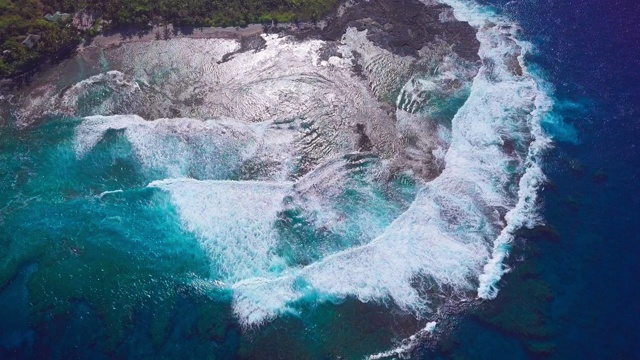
[366,321,437,360]
[232,174,494,325]
[433,0,555,299]
[150,154,419,288]
[97,189,123,199]
[229,0,557,325]
[149,178,292,282]
[14,71,141,128]
[74,115,278,179]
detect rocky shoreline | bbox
[1,0,479,95]
[289,0,479,61]
[81,0,480,59]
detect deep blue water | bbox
[422,0,640,358]
[522,0,640,356]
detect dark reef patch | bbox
[237,298,423,359]
[411,227,559,359]
[468,230,557,356]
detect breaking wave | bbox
[227,0,560,326]
[67,0,570,330]
[435,0,556,299]
[74,114,295,180]
[149,178,292,282]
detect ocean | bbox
[419,0,640,358]
[0,0,639,359]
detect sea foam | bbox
[74,115,296,180]
[366,321,438,360]
[433,0,556,299]
[149,178,293,282]
[229,0,559,325]
[69,0,562,329]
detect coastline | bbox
[2,0,481,95]
[84,24,265,50]
[0,24,266,94]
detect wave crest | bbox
[67,0,565,329]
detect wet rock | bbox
[290,0,480,62]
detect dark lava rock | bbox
[291,0,480,62]
[317,41,343,61]
[218,33,267,63]
[355,123,373,151]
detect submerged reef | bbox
[472,232,557,356]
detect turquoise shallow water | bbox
[0,115,421,358]
[0,118,219,352]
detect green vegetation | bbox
[1,0,338,78]
[46,0,338,27]
[0,0,82,78]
